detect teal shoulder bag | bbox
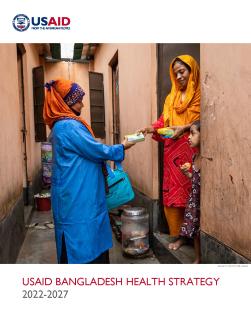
[106,162,135,211]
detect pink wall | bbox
[93,44,159,199]
[0,44,46,220]
[0,44,23,220]
[23,44,44,182]
[44,61,91,123]
[201,44,251,259]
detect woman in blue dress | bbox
[43,79,134,264]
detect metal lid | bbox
[122,207,146,216]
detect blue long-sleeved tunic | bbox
[51,119,124,263]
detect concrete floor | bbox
[16,209,159,264]
[17,210,56,264]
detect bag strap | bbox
[106,161,124,178]
[115,161,123,171]
[106,163,114,178]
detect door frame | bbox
[157,43,200,233]
[110,51,120,144]
[17,44,29,205]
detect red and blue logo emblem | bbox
[12,14,71,31]
[13,14,30,32]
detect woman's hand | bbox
[136,126,155,136]
[171,126,185,139]
[122,138,135,150]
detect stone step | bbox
[152,232,195,264]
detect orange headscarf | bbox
[163,55,200,127]
[43,79,95,137]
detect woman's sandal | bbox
[25,222,54,230]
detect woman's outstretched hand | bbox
[122,138,135,150]
[136,126,155,136]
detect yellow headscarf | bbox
[163,55,200,127]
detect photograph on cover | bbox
[0,43,250,265]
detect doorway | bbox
[157,43,200,232]
[111,52,120,144]
[17,45,29,206]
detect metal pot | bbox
[121,207,149,256]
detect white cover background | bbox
[0,0,250,323]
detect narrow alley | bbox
[16,204,198,264]
[1,43,251,264]
[16,208,160,264]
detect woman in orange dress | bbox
[139,55,200,249]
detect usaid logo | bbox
[13,14,71,31]
[12,14,30,32]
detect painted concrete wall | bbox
[201,44,251,259]
[0,44,44,220]
[44,61,91,124]
[23,44,44,183]
[93,44,159,199]
[0,44,23,220]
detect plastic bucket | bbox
[35,196,51,211]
